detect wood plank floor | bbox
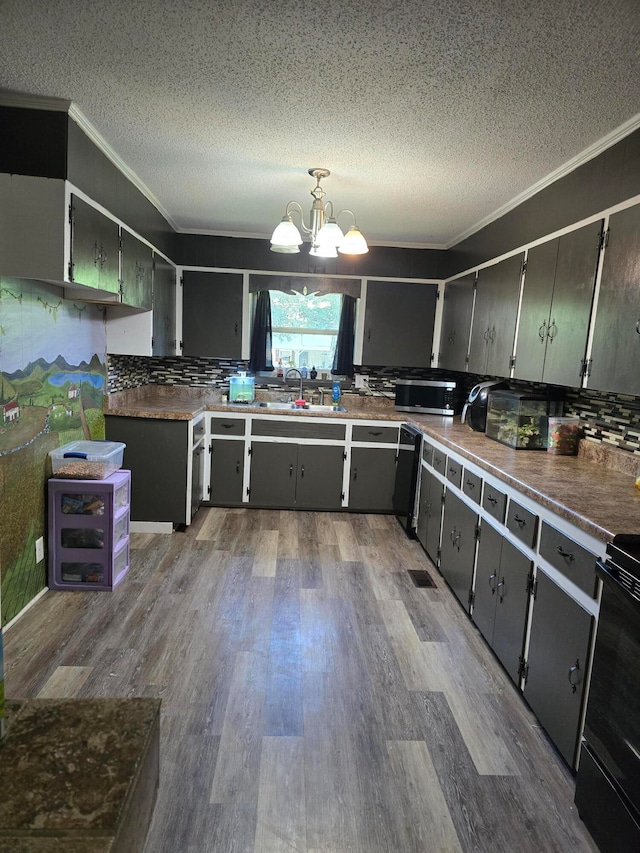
[4,508,598,853]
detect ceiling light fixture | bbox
[270,168,368,258]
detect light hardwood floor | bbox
[4,508,598,852]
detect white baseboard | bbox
[130,521,174,534]
[4,587,48,632]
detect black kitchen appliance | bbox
[461,380,509,432]
[393,424,422,537]
[394,379,459,415]
[574,534,640,853]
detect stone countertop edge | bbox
[103,387,639,543]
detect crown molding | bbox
[447,112,640,249]
[0,89,71,111]
[176,227,447,250]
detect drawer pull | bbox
[434,455,442,466]
[222,424,234,430]
[289,464,294,477]
[236,461,240,475]
[465,479,475,489]
[300,465,305,479]
[513,514,527,527]
[369,430,382,436]
[449,466,458,475]
[486,495,498,505]
[557,545,574,562]
[568,659,580,693]
[489,572,497,593]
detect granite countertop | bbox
[0,698,160,852]
[103,385,640,543]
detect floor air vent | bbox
[408,569,436,588]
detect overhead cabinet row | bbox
[440,204,640,395]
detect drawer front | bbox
[539,522,597,597]
[251,418,346,440]
[506,499,538,548]
[482,485,507,522]
[462,469,482,504]
[422,441,434,467]
[209,417,246,436]
[432,448,446,475]
[352,424,399,444]
[446,457,463,488]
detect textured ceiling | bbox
[2,0,640,248]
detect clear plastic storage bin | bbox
[49,440,125,479]
[547,416,582,455]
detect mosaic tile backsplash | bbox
[107,355,640,457]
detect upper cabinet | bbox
[120,228,153,310]
[361,280,437,368]
[152,255,177,356]
[182,271,243,358]
[514,221,602,387]
[468,254,523,376]
[588,203,640,395]
[439,273,475,371]
[69,194,120,294]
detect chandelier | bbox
[270,168,369,258]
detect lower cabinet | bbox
[208,439,245,505]
[104,415,192,525]
[472,522,532,684]
[348,447,397,512]
[439,490,478,610]
[416,467,443,564]
[191,442,205,520]
[523,569,594,767]
[249,442,344,510]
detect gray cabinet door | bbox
[514,238,558,382]
[589,204,640,394]
[472,521,503,644]
[425,474,443,565]
[296,445,344,510]
[524,569,594,767]
[152,255,177,356]
[191,444,204,519]
[182,271,243,358]
[440,491,477,610]
[349,447,396,512]
[104,415,189,524]
[248,442,297,507]
[69,194,119,293]
[491,539,531,684]
[209,439,245,505]
[541,221,602,386]
[362,281,437,368]
[120,229,153,309]
[416,470,430,549]
[468,254,523,376]
[439,273,475,371]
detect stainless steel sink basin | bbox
[254,401,347,413]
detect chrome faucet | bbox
[285,367,304,401]
[318,387,325,405]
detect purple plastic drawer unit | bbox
[48,469,131,591]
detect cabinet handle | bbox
[513,514,527,527]
[465,479,475,489]
[489,572,497,593]
[556,545,574,562]
[489,326,496,342]
[568,659,580,693]
[93,241,101,266]
[434,455,442,466]
[538,320,547,341]
[483,327,490,342]
[636,320,640,335]
[222,424,234,430]
[369,430,382,436]
[300,465,305,479]
[547,319,558,341]
[236,461,240,474]
[235,321,238,336]
[289,464,293,477]
[367,329,371,342]
[496,577,505,602]
[449,466,458,476]
[353,468,358,481]
[486,495,497,505]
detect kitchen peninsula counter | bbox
[104,385,639,543]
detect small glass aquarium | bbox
[485,390,563,450]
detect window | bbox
[269,290,343,373]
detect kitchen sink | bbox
[254,401,347,413]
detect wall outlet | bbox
[35,536,45,563]
[354,374,369,389]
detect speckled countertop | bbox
[104,385,640,542]
[0,698,160,852]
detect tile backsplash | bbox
[107,355,640,457]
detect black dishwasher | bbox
[393,424,422,537]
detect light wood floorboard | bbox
[4,508,598,853]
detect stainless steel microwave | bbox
[394,379,458,415]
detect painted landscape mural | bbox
[0,277,107,624]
